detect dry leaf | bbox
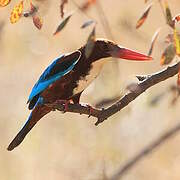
[0,0,11,7]
[160,43,176,65]
[81,20,95,29]
[53,13,72,36]
[164,0,174,28]
[33,15,43,29]
[172,14,180,24]
[148,28,160,56]
[10,1,24,24]
[23,2,38,17]
[85,26,96,58]
[80,0,96,11]
[60,0,68,18]
[136,3,153,29]
[23,2,42,30]
[177,69,180,86]
[165,34,174,44]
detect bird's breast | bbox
[73,59,106,95]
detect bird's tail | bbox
[7,104,51,151]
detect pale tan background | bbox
[0,0,180,179]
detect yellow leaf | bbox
[0,0,11,7]
[174,29,180,56]
[10,1,24,24]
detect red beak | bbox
[110,46,153,61]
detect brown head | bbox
[87,39,152,61]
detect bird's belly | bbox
[73,60,106,95]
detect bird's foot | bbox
[55,99,71,113]
[80,103,94,118]
[64,100,71,113]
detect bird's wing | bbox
[27,51,81,103]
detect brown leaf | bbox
[80,0,96,11]
[60,0,68,18]
[33,15,43,29]
[24,2,38,17]
[160,44,176,65]
[85,26,96,58]
[165,34,174,44]
[136,3,153,29]
[148,28,161,56]
[23,2,42,30]
[172,14,180,24]
[177,69,180,87]
[53,13,72,36]
[164,0,174,28]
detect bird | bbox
[7,39,152,151]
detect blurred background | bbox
[1,0,180,179]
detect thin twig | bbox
[110,122,180,180]
[46,62,180,126]
[158,0,166,19]
[95,0,114,40]
[94,0,119,90]
[71,0,94,20]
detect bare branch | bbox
[110,122,180,180]
[46,61,180,125]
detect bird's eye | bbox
[100,42,109,52]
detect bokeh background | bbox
[1,0,180,179]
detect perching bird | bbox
[7,39,152,151]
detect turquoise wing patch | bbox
[28,53,80,102]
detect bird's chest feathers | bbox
[73,60,106,95]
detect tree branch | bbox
[110,122,180,180]
[46,61,180,126]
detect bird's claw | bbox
[52,108,56,111]
[64,100,70,113]
[78,102,94,117]
[55,100,70,113]
[86,104,94,118]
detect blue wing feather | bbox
[28,53,80,103]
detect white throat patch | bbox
[73,59,107,95]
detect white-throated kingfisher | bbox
[7,39,152,151]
